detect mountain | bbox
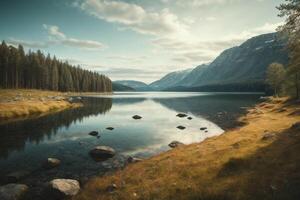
[154,32,288,92]
[149,68,192,90]
[114,80,152,91]
[112,82,135,91]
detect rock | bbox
[67,97,74,102]
[205,130,208,133]
[168,141,184,148]
[291,122,300,130]
[49,179,80,197]
[106,184,117,193]
[261,132,276,141]
[127,156,143,163]
[89,146,116,161]
[200,127,207,130]
[53,96,64,101]
[177,126,186,130]
[187,117,192,120]
[106,127,114,130]
[132,115,142,119]
[0,184,28,200]
[43,158,61,169]
[89,131,99,136]
[43,158,60,169]
[5,171,30,183]
[176,113,187,118]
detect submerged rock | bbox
[0,184,28,200]
[43,158,61,169]
[168,141,184,148]
[89,131,99,136]
[89,146,116,161]
[5,171,30,183]
[106,127,114,131]
[200,127,207,131]
[176,113,187,118]
[132,115,142,119]
[127,156,143,163]
[187,117,193,120]
[177,126,186,130]
[48,179,80,197]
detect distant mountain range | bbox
[114,80,152,91]
[113,32,289,92]
[149,68,193,90]
[112,82,135,91]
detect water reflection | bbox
[0,92,260,185]
[0,97,112,159]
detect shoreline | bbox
[0,89,112,124]
[74,97,300,200]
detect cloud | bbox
[77,0,189,37]
[43,24,105,50]
[106,55,148,64]
[7,38,48,48]
[91,66,170,83]
[152,22,283,64]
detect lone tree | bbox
[266,63,286,97]
[277,0,300,98]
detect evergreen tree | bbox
[0,42,112,92]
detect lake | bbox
[0,92,261,186]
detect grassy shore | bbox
[75,97,300,200]
[0,89,82,123]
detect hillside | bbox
[114,80,152,91]
[153,32,289,92]
[150,68,192,90]
[112,82,135,91]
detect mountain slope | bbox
[150,68,192,90]
[114,80,152,91]
[112,82,135,91]
[189,33,288,87]
[153,32,288,92]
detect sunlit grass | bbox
[0,89,82,121]
[74,97,300,200]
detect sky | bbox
[0,0,285,83]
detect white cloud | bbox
[78,0,189,37]
[7,38,48,48]
[43,24,105,50]
[152,22,283,65]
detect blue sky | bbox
[0,0,285,83]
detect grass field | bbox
[0,89,82,122]
[74,98,300,200]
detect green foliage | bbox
[0,41,112,92]
[266,63,286,96]
[277,0,300,98]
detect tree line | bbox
[266,0,300,99]
[0,41,112,92]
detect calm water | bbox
[0,92,261,184]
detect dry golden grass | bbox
[74,97,300,200]
[0,89,82,122]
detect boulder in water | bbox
[132,115,142,119]
[0,184,28,200]
[48,179,80,198]
[43,158,61,169]
[168,141,184,148]
[89,146,116,161]
[89,131,99,136]
[176,113,187,118]
[177,126,186,130]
